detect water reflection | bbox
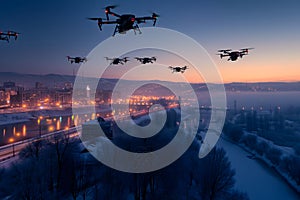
[0,110,111,146]
[0,114,78,146]
[56,120,60,130]
[22,125,26,136]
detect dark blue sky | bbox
[0,0,300,82]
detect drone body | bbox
[105,57,129,65]
[0,30,20,42]
[88,5,159,36]
[67,56,87,64]
[217,48,254,61]
[169,66,188,73]
[135,56,156,64]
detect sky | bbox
[0,0,300,83]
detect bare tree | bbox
[198,147,236,200]
[53,133,71,190]
[19,139,47,159]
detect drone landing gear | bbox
[112,26,119,37]
[133,24,142,35]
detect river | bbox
[0,115,77,146]
[217,137,300,200]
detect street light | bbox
[9,138,15,157]
[37,116,43,138]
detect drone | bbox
[67,56,87,64]
[105,57,129,65]
[217,48,254,61]
[88,5,159,36]
[169,66,189,73]
[0,30,20,42]
[135,56,156,64]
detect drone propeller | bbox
[104,5,118,20]
[7,31,20,40]
[123,57,130,62]
[152,13,159,26]
[152,13,160,18]
[87,17,103,30]
[104,5,118,10]
[218,49,232,52]
[240,47,254,54]
[240,47,254,50]
[240,47,254,51]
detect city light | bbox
[22,125,26,136]
[48,126,54,132]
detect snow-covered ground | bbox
[241,131,300,193]
[218,137,300,200]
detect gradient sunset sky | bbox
[0,0,299,83]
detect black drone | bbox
[169,66,189,73]
[135,56,156,64]
[217,48,254,61]
[0,30,20,42]
[105,57,129,65]
[67,56,87,64]
[88,5,159,36]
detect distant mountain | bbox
[225,82,300,92]
[0,72,300,92]
[0,72,75,88]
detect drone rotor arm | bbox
[105,57,113,61]
[104,5,120,20]
[239,48,254,54]
[136,13,159,26]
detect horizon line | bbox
[0,71,300,85]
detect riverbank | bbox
[218,136,300,200]
[221,134,300,195]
